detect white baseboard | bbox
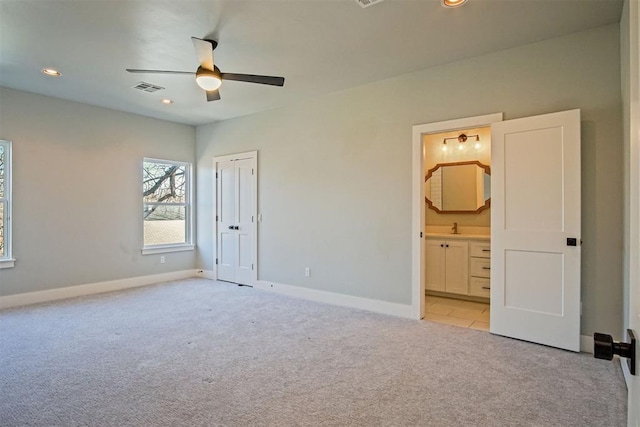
[580,334,594,354]
[0,269,198,310]
[254,280,414,319]
[196,269,217,280]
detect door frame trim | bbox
[213,150,258,285]
[411,113,503,319]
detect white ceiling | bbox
[0,0,623,126]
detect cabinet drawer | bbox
[470,257,491,278]
[469,277,491,298]
[469,242,491,258]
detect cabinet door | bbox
[444,241,469,295]
[425,240,446,291]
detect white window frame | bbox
[0,140,14,269]
[141,158,194,255]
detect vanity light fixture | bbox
[442,0,468,8]
[442,133,480,151]
[41,68,61,77]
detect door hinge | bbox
[215,172,218,179]
[252,264,254,270]
[215,258,218,265]
[252,215,254,222]
[252,169,254,175]
[216,215,218,221]
[420,232,423,238]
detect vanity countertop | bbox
[425,233,490,241]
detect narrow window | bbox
[0,140,13,268]
[142,158,193,252]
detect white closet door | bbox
[234,159,254,285]
[490,109,581,352]
[216,153,257,286]
[216,160,237,283]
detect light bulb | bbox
[441,144,448,152]
[458,143,464,150]
[41,68,61,77]
[474,142,481,150]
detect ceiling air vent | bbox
[131,81,165,93]
[355,0,385,8]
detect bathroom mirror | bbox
[425,161,491,214]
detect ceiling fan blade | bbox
[221,73,285,87]
[191,37,215,71]
[126,69,194,75]
[206,89,221,102]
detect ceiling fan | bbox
[126,37,285,102]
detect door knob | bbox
[234,226,239,230]
[593,329,636,375]
[228,225,234,230]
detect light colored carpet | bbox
[0,278,627,426]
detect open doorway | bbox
[423,127,492,330]
[411,113,503,323]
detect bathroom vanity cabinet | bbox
[425,234,490,300]
[425,239,468,294]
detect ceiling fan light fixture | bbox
[195,66,222,91]
[442,0,468,8]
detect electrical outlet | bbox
[160,256,165,264]
[305,267,310,277]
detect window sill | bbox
[141,245,195,255]
[0,258,16,269]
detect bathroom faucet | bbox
[451,222,459,234]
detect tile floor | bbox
[424,295,490,331]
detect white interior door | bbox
[490,109,581,352]
[234,159,254,285]
[217,160,237,282]
[215,152,257,286]
[627,0,640,421]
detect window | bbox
[0,140,13,268]
[142,158,193,254]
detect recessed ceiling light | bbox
[41,68,61,77]
[160,99,173,105]
[442,0,468,8]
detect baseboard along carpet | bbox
[0,278,627,426]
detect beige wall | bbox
[197,24,624,336]
[424,126,491,227]
[0,88,197,297]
